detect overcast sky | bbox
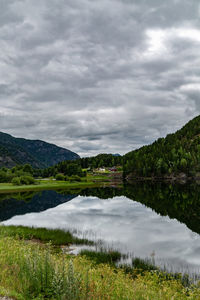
[0,0,200,156]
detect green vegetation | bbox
[0,225,94,246]
[123,115,200,178]
[0,174,112,193]
[69,175,81,182]
[80,153,122,169]
[0,161,114,192]
[41,160,85,178]
[120,257,192,289]
[0,149,123,191]
[80,249,122,265]
[11,176,21,185]
[0,229,199,299]
[0,164,35,183]
[119,257,158,279]
[12,175,36,185]
[55,173,66,181]
[132,257,157,272]
[0,164,36,186]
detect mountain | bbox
[123,115,200,178]
[0,132,79,168]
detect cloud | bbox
[0,0,199,156]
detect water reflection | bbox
[81,183,200,235]
[0,190,77,221]
[2,183,200,273]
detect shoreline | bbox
[0,176,123,194]
[0,175,198,194]
[126,174,200,183]
[0,181,105,193]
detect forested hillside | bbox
[0,132,79,168]
[123,115,200,178]
[80,154,122,169]
[40,154,122,178]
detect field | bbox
[0,174,112,193]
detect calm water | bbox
[1,183,200,274]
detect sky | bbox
[0,0,200,157]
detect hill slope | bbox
[0,132,79,168]
[123,115,200,178]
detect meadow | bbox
[0,174,111,193]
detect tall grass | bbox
[0,238,82,299]
[80,248,122,265]
[119,256,195,288]
[18,249,81,299]
[0,237,200,299]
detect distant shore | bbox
[0,174,123,194]
[126,172,200,183]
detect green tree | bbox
[55,173,65,181]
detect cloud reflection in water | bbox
[3,195,200,272]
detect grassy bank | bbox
[1,236,200,299]
[0,225,94,246]
[0,174,112,193]
[0,226,200,299]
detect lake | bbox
[1,183,200,276]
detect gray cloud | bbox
[0,0,199,156]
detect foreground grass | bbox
[79,250,194,287]
[0,233,200,299]
[0,225,93,246]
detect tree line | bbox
[0,153,123,185]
